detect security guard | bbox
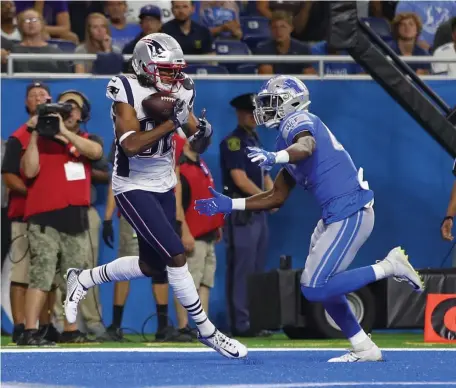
[220,93,274,337]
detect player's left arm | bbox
[281,131,316,163]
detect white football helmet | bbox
[253,75,311,128]
[132,33,186,93]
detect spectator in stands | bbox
[68,2,105,43]
[11,9,72,73]
[311,41,364,75]
[14,0,79,43]
[2,1,21,42]
[162,1,213,55]
[1,37,13,73]
[199,1,242,40]
[369,1,398,22]
[390,12,430,75]
[75,13,122,73]
[254,11,315,75]
[123,5,162,55]
[395,1,456,51]
[127,1,173,25]
[433,17,456,53]
[104,0,141,50]
[256,0,302,20]
[432,17,456,76]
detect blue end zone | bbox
[2,349,456,388]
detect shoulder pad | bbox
[280,112,314,140]
[181,73,195,91]
[106,75,133,106]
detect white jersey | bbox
[432,42,456,76]
[106,73,195,195]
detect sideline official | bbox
[220,94,274,337]
[18,90,103,346]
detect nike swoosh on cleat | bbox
[224,349,240,358]
[68,287,77,303]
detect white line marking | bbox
[147,384,456,388]
[1,347,456,354]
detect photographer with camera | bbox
[17,90,103,346]
[2,82,61,344]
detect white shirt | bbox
[432,42,456,76]
[1,27,21,42]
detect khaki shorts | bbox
[9,221,31,285]
[118,215,139,257]
[187,240,216,288]
[28,224,89,292]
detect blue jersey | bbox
[276,111,374,223]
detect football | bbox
[142,92,177,123]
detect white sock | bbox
[372,258,394,280]
[78,256,144,288]
[349,330,371,350]
[167,263,215,337]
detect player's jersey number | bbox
[138,119,173,158]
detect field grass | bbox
[2,332,454,349]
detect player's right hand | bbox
[172,99,189,128]
[195,187,232,216]
[103,220,114,248]
[441,218,454,241]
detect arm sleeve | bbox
[180,174,191,213]
[220,138,246,171]
[280,113,316,147]
[1,137,23,175]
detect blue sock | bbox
[302,266,376,302]
[322,295,362,338]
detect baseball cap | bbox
[58,91,85,110]
[139,5,161,20]
[26,81,50,97]
[230,93,256,112]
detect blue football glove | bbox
[194,187,232,216]
[247,146,276,171]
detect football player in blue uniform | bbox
[195,75,424,362]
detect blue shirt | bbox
[110,24,142,50]
[389,41,430,72]
[311,41,364,75]
[395,1,456,46]
[200,6,237,38]
[275,111,374,223]
[220,126,265,197]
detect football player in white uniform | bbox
[64,33,247,359]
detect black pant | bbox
[1,207,11,269]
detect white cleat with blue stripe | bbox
[328,342,383,363]
[198,329,248,359]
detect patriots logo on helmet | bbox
[144,39,166,58]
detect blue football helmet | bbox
[253,75,311,128]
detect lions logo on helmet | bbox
[254,75,311,129]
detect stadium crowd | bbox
[1,0,456,76]
[0,0,455,346]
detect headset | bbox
[57,90,91,123]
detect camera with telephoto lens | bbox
[35,102,73,137]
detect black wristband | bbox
[442,216,453,226]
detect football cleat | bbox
[64,268,88,324]
[198,329,248,359]
[380,247,425,292]
[328,344,383,362]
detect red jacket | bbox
[24,134,92,219]
[180,158,224,238]
[7,125,30,219]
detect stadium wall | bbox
[1,78,455,333]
